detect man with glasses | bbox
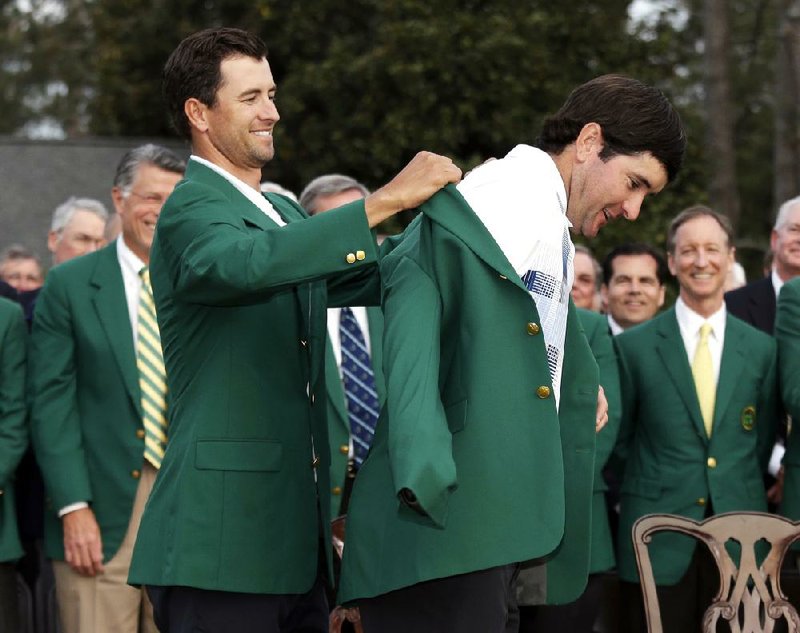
[29,144,185,633]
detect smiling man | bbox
[125,27,460,633]
[29,144,185,633]
[614,206,777,632]
[339,75,686,633]
[602,242,668,334]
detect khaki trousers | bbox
[54,461,159,633]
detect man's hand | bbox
[596,385,608,433]
[62,507,104,576]
[364,151,462,227]
[768,466,785,505]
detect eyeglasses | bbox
[125,190,167,206]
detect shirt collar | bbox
[675,296,726,340]
[116,235,146,277]
[607,313,625,336]
[190,155,284,225]
[772,268,785,297]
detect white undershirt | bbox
[190,155,286,227]
[326,307,372,367]
[674,297,726,385]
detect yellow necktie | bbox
[692,322,715,438]
[137,267,168,468]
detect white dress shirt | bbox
[326,307,372,368]
[190,155,286,227]
[772,268,785,298]
[674,297,727,386]
[457,144,573,409]
[608,314,625,337]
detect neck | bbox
[680,293,723,319]
[774,263,798,283]
[549,147,576,222]
[192,141,263,191]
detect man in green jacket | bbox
[29,144,185,633]
[127,27,459,633]
[615,206,777,632]
[339,74,686,632]
[0,297,27,633]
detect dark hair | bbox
[536,74,686,183]
[602,242,669,286]
[666,205,734,254]
[163,28,268,139]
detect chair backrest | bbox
[633,512,800,633]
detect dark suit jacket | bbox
[29,244,146,562]
[724,276,776,334]
[128,160,380,595]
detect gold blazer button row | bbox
[707,457,717,469]
[346,253,356,264]
[356,250,366,261]
[527,322,541,335]
[536,385,551,399]
[339,445,349,455]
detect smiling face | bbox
[188,55,279,187]
[571,251,598,310]
[668,214,734,314]
[112,162,182,264]
[771,201,800,281]
[564,124,668,237]
[603,253,665,329]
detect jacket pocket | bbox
[195,439,283,472]
[620,476,662,500]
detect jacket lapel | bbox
[712,315,745,432]
[655,309,708,443]
[90,245,141,416]
[420,185,529,295]
[324,337,349,430]
[366,306,386,403]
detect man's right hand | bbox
[364,151,462,227]
[62,506,105,576]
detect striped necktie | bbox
[137,267,168,468]
[339,307,379,466]
[692,322,715,438]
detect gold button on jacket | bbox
[356,250,366,261]
[527,322,541,335]
[339,445,349,455]
[707,457,717,468]
[131,470,141,479]
[536,385,551,399]
[136,429,146,439]
[346,253,356,264]
[332,487,342,495]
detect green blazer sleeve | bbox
[28,267,93,510]
[381,245,455,528]
[157,176,379,306]
[0,299,27,487]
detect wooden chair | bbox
[329,516,364,633]
[632,512,800,632]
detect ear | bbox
[770,229,778,251]
[657,285,666,308]
[111,186,126,215]
[185,98,210,133]
[667,251,677,277]
[47,230,59,254]
[575,122,604,162]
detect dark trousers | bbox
[621,542,721,633]
[518,572,604,633]
[0,561,21,632]
[358,564,520,633]
[146,575,329,633]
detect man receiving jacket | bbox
[340,74,686,632]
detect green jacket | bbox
[614,308,777,584]
[577,308,621,574]
[776,277,800,520]
[0,298,27,562]
[325,307,385,516]
[339,185,598,605]
[128,160,380,595]
[29,245,147,562]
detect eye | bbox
[628,178,640,190]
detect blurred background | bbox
[1,0,798,283]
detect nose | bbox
[695,249,709,267]
[260,97,280,122]
[622,192,646,221]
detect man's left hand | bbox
[596,385,608,433]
